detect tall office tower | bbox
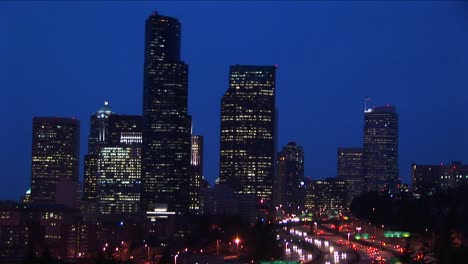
[83,102,114,202]
[337,148,364,204]
[142,12,192,213]
[88,101,114,155]
[274,142,304,213]
[190,135,204,213]
[96,115,142,215]
[31,117,80,203]
[83,102,143,209]
[363,105,399,192]
[96,143,142,215]
[219,65,277,204]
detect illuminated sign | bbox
[354,233,369,240]
[384,231,410,238]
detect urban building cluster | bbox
[1,11,466,262]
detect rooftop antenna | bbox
[364,96,371,111]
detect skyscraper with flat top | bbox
[141,12,192,213]
[337,148,364,204]
[274,141,305,213]
[31,117,80,203]
[363,105,399,192]
[219,65,277,204]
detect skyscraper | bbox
[83,102,142,215]
[84,101,114,202]
[189,135,204,213]
[274,141,305,213]
[96,145,141,215]
[363,105,399,192]
[337,148,364,204]
[31,117,80,203]
[142,12,192,213]
[219,65,277,204]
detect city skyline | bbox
[1,2,466,200]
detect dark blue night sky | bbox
[1,1,466,200]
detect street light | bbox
[145,244,149,259]
[234,236,241,255]
[174,254,178,264]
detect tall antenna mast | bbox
[364,96,371,111]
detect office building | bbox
[412,162,468,197]
[274,141,305,213]
[31,117,80,204]
[363,105,399,192]
[84,103,142,215]
[96,146,141,215]
[189,135,203,213]
[219,65,277,204]
[337,148,364,204]
[306,178,347,218]
[411,164,440,197]
[141,12,192,213]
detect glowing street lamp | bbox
[234,236,241,255]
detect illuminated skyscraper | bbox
[88,101,114,155]
[96,144,142,215]
[274,142,304,213]
[219,65,277,204]
[84,101,114,202]
[363,105,399,192]
[337,148,364,204]
[83,102,142,216]
[31,117,80,203]
[189,135,203,213]
[141,12,192,213]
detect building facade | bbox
[219,65,277,204]
[412,162,468,197]
[141,12,192,213]
[84,102,142,215]
[337,148,364,204]
[189,135,204,213]
[363,105,399,192]
[31,117,80,204]
[306,178,347,219]
[274,141,305,213]
[96,146,141,215]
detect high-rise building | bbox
[141,12,192,213]
[84,102,114,202]
[190,135,203,213]
[363,105,399,192]
[337,148,364,204]
[219,65,277,204]
[83,102,142,216]
[96,145,141,215]
[306,178,347,218]
[31,117,80,203]
[274,141,305,213]
[88,101,114,155]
